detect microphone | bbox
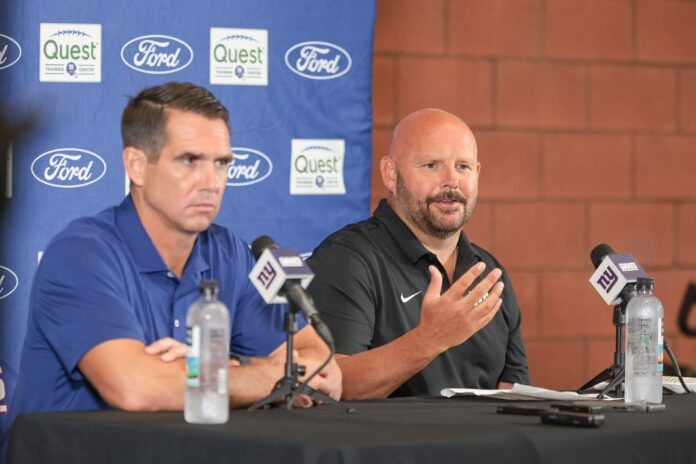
[248,235,335,350]
[588,243,649,306]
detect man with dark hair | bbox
[2,82,341,445]
[307,108,529,399]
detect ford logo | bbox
[227,147,272,187]
[284,41,351,80]
[0,34,22,70]
[31,148,107,188]
[120,35,193,74]
[0,266,18,300]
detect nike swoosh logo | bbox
[400,291,422,303]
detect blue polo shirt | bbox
[3,196,296,442]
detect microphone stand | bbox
[577,301,626,398]
[247,304,348,411]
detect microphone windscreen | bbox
[251,235,279,261]
[590,243,616,269]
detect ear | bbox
[123,147,148,188]
[380,156,397,194]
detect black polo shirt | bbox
[307,200,530,397]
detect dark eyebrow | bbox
[174,152,203,160]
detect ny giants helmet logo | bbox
[121,35,193,74]
[31,148,107,188]
[284,41,351,80]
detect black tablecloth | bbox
[9,395,696,464]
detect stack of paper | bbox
[441,383,619,401]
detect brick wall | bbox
[371,0,696,390]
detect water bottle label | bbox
[186,326,201,388]
[657,318,664,373]
[627,318,657,377]
[217,368,227,395]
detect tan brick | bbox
[373,56,395,126]
[374,0,446,53]
[540,272,615,337]
[397,57,493,124]
[648,270,696,337]
[635,136,696,199]
[677,204,696,265]
[371,128,392,212]
[589,203,675,267]
[449,0,542,57]
[682,71,696,133]
[495,203,586,269]
[465,202,495,253]
[637,0,696,62]
[544,134,631,199]
[586,338,622,386]
[590,65,675,131]
[525,340,586,389]
[477,131,541,200]
[546,0,632,60]
[508,272,540,338]
[669,336,696,377]
[497,62,587,128]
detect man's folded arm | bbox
[78,338,295,411]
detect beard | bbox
[395,173,477,240]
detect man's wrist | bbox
[409,325,444,360]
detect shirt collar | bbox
[373,199,481,265]
[115,195,210,276]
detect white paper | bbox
[441,383,619,401]
[592,376,696,395]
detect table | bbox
[9,394,696,464]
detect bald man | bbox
[307,109,530,399]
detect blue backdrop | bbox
[0,0,375,433]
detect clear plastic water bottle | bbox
[625,277,663,404]
[185,280,230,424]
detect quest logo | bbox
[227,147,272,187]
[31,148,107,188]
[121,35,193,74]
[284,41,351,80]
[39,23,101,83]
[290,139,346,195]
[0,34,22,70]
[0,266,18,300]
[210,28,268,86]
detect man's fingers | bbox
[446,262,487,300]
[307,375,332,397]
[144,337,188,362]
[470,281,504,316]
[476,298,503,327]
[144,337,180,355]
[461,268,502,308]
[160,345,187,362]
[292,394,314,408]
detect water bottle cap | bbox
[199,280,219,297]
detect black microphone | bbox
[250,235,335,350]
[590,243,615,269]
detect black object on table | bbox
[9,395,696,464]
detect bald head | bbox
[380,108,480,241]
[388,109,477,166]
